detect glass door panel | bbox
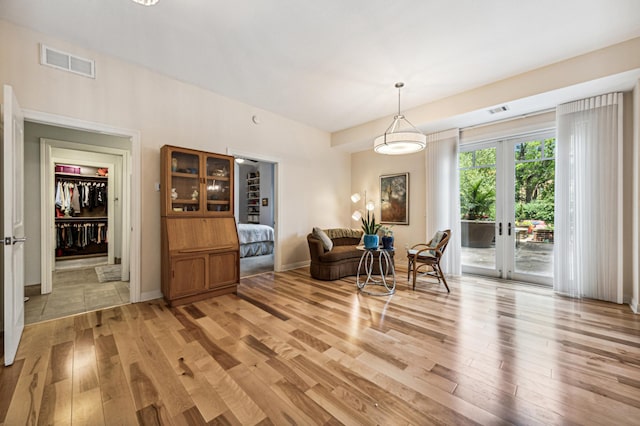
[459,145,500,275]
[510,136,555,283]
[205,156,231,213]
[170,151,200,213]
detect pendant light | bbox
[374,82,427,155]
[131,0,159,5]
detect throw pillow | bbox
[428,231,445,256]
[312,227,333,251]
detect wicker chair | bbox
[406,229,451,292]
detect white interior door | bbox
[2,85,25,366]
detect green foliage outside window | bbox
[459,138,556,226]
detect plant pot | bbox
[363,234,379,249]
[461,220,495,248]
[381,236,394,249]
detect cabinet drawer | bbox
[209,251,238,288]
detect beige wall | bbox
[351,150,426,254]
[0,20,352,297]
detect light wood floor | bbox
[2,267,640,425]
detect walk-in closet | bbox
[22,127,133,324]
[55,165,109,262]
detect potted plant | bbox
[461,177,495,221]
[361,211,382,249]
[379,225,394,249]
[460,177,496,248]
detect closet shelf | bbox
[55,217,108,222]
[55,172,107,181]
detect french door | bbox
[459,131,555,285]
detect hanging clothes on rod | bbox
[55,178,107,216]
[55,221,108,257]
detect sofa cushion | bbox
[312,227,333,251]
[318,245,363,262]
[324,228,363,240]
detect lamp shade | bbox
[131,0,159,5]
[374,130,426,155]
[350,193,361,203]
[352,210,362,221]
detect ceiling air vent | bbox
[40,44,95,79]
[488,105,509,114]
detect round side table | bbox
[356,245,396,296]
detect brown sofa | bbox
[307,228,394,280]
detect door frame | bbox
[460,131,555,285]
[41,140,127,293]
[25,109,141,302]
[226,148,280,272]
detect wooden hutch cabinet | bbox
[160,145,239,306]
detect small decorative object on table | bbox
[380,225,394,249]
[361,210,381,249]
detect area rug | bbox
[95,264,122,283]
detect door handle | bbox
[498,222,502,236]
[508,222,512,236]
[12,236,27,244]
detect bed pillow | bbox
[312,227,333,251]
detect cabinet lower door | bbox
[209,251,238,288]
[171,255,207,298]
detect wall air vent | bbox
[40,44,95,79]
[488,105,509,114]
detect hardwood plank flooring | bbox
[2,268,640,425]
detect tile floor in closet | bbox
[25,266,129,324]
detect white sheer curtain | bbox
[426,129,461,275]
[555,93,623,303]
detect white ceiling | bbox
[2,0,640,133]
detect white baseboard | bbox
[140,290,163,302]
[279,260,310,272]
[630,298,639,314]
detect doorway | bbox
[23,122,135,323]
[459,131,556,285]
[230,152,278,277]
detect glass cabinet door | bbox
[205,155,231,213]
[169,150,201,213]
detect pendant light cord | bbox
[395,82,404,117]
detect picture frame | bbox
[380,173,409,225]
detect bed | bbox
[237,223,274,258]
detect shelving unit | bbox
[54,168,109,260]
[247,171,260,224]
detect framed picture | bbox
[380,173,409,225]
